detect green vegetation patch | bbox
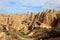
[56,14,60,18]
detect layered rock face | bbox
[0,10,57,31]
[40,10,57,29]
[0,9,59,40]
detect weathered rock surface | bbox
[0,10,57,32]
[0,9,59,40]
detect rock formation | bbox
[0,9,59,40]
[0,9,57,31]
[39,9,57,29]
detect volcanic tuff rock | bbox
[0,9,59,40]
[0,10,57,34]
[39,10,57,29]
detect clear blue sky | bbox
[0,0,60,14]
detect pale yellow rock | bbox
[36,9,57,29]
[0,32,8,40]
[40,23,51,29]
[0,10,57,32]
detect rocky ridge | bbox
[0,9,60,40]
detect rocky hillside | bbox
[0,9,60,40]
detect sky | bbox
[0,0,60,14]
